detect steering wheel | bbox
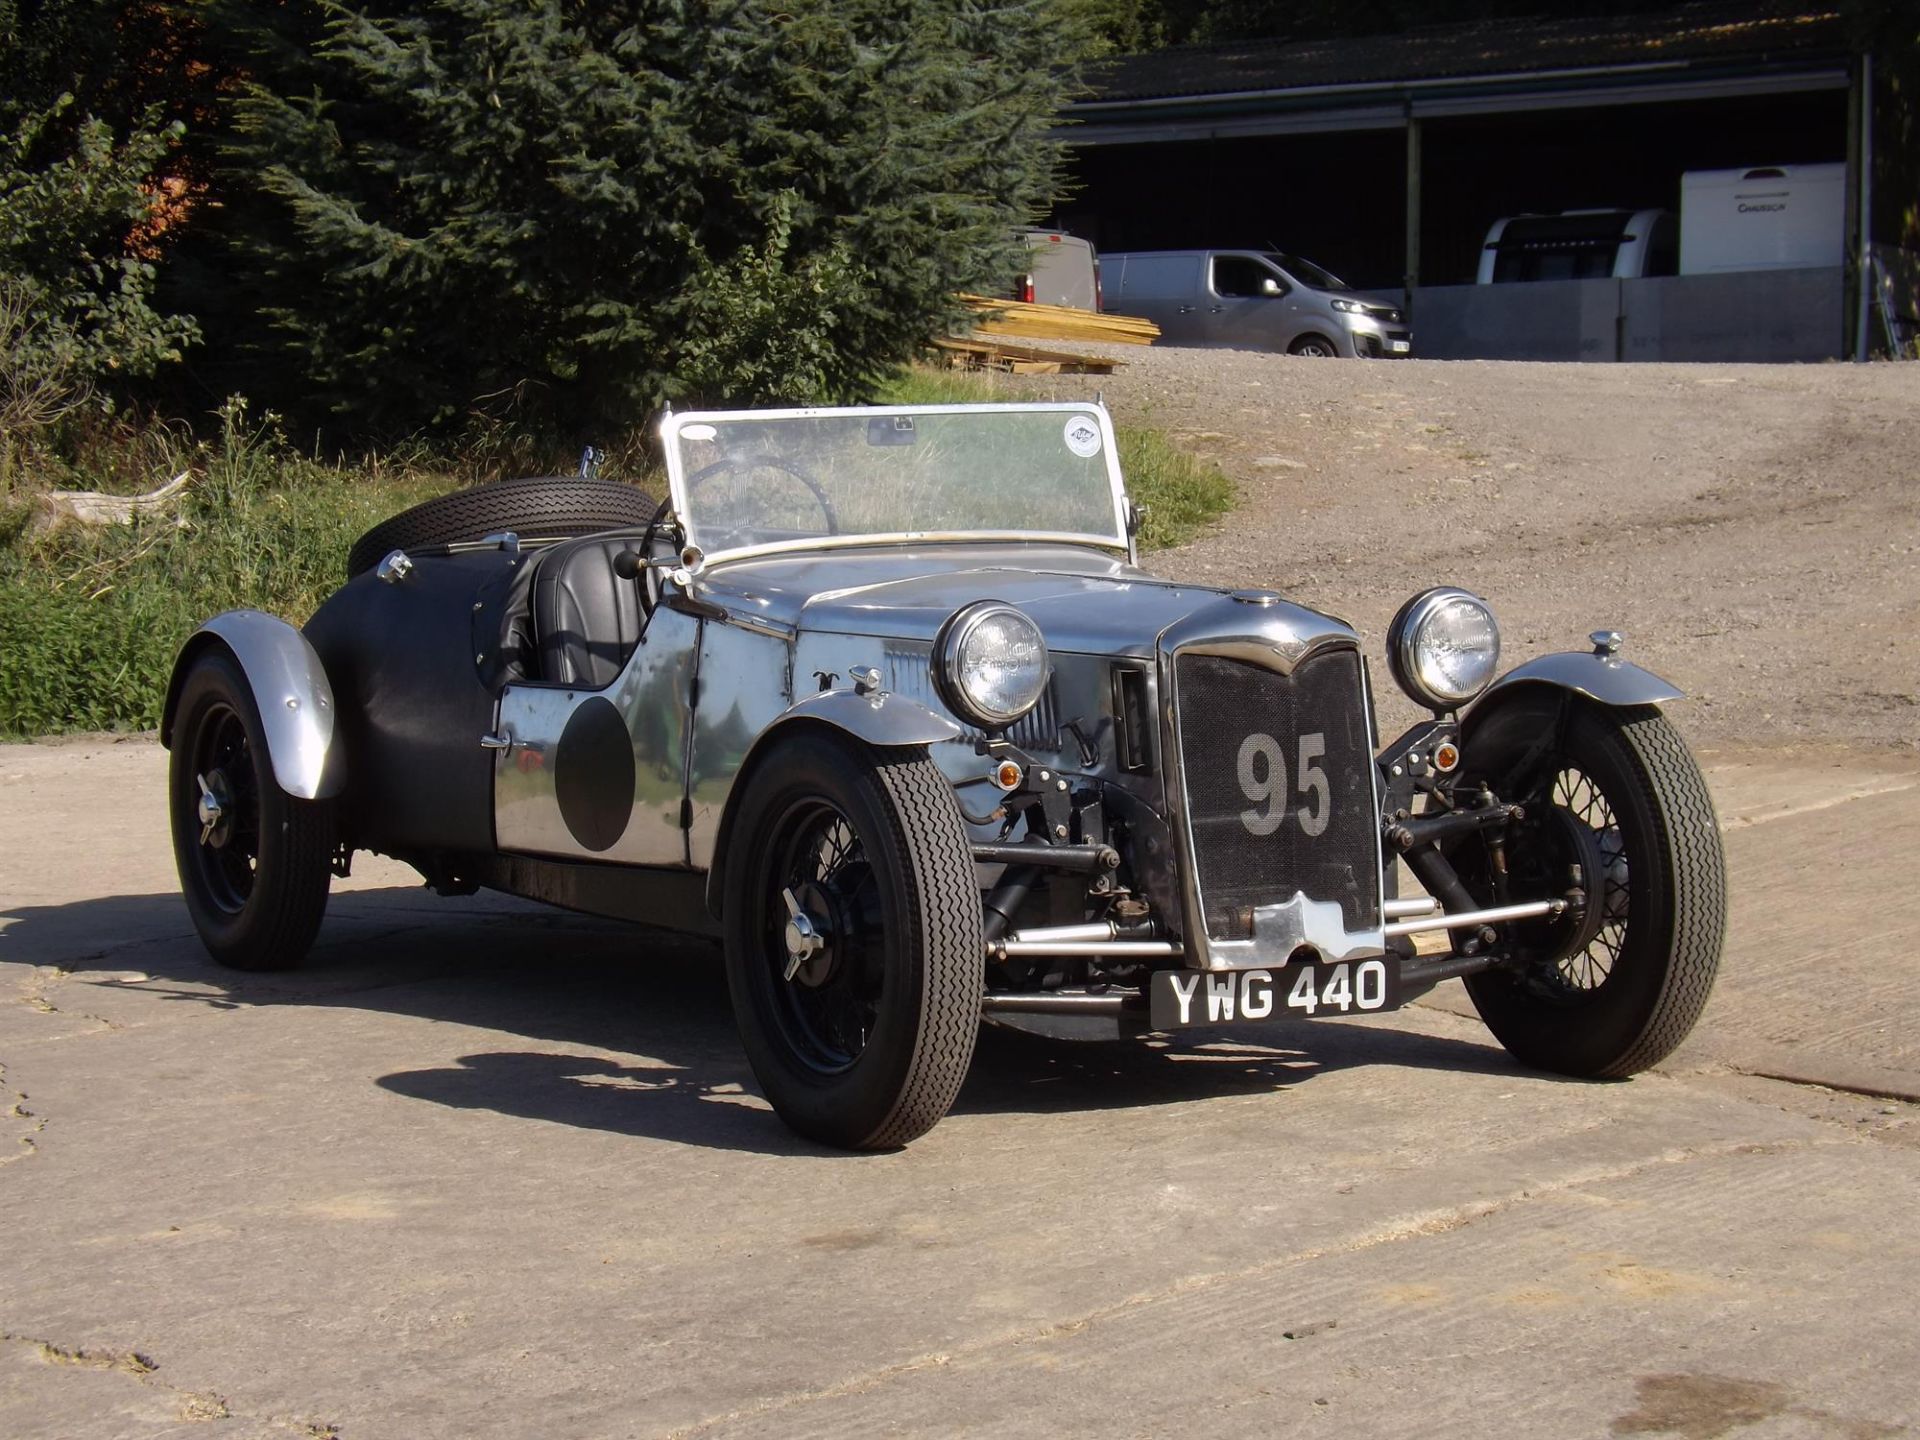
[686,453,839,539]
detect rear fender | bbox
[161,610,344,800]
[702,690,963,915]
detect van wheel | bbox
[1289,334,1340,358]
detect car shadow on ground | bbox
[4,885,1541,1155]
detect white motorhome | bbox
[1679,163,1845,275]
[1476,209,1677,284]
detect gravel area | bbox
[1012,348,1920,749]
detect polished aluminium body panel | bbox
[162,610,343,801]
[494,605,700,865]
[1474,652,1685,710]
[1155,595,1387,971]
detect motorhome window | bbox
[1489,215,1631,283]
[1213,256,1284,298]
[1119,255,1198,301]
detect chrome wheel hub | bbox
[196,771,233,847]
[781,886,833,986]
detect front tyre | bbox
[169,649,333,970]
[1460,702,1725,1077]
[722,731,982,1149]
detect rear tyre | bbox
[345,476,657,578]
[1288,334,1340,358]
[1459,702,1725,1077]
[169,649,333,971]
[722,731,983,1149]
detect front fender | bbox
[703,688,963,915]
[161,610,344,800]
[1472,651,1684,712]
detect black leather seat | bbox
[531,536,643,688]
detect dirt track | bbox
[1020,352,1920,748]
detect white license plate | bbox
[1149,958,1402,1030]
[1389,339,1411,353]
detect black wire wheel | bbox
[722,730,982,1149]
[168,649,333,971]
[1456,701,1726,1077]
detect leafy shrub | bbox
[196,0,1082,437]
[0,95,198,390]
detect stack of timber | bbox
[931,336,1122,375]
[957,293,1159,346]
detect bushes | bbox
[194,0,1084,437]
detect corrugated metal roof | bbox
[1080,1,1849,107]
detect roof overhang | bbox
[1058,60,1851,146]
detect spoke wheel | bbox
[723,731,981,1149]
[1457,701,1725,1077]
[169,649,333,971]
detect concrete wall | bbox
[1414,268,1844,361]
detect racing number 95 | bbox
[1237,731,1330,838]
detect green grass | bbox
[1,371,1236,738]
[1,404,454,737]
[874,364,1236,550]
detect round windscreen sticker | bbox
[679,422,717,441]
[1064,415,1103,458]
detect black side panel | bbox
[305,551,517,854]
[457,852,720,937]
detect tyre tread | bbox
[345,476,657,578]
[860,746,984,1147]
[1598,706,1726,1075]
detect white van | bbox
[1477,209,1678,283]
[1102,249,1410,357]
[1679,164,1845,275]
[1016,230,1100,311]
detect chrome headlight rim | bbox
[1388,586,1501,712]
[934,600,1050,730]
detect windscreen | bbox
[1272,253,1349,291]
[667,407,1125,557]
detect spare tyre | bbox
[346,476,658,578]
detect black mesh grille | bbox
[1175,650,1381,940]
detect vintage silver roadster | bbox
[162,402,1725,1148]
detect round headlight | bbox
[1388,587,1501,711]
[936,602,1050,729]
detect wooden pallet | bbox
[957,293,1159,346]
[931,336,1124,375]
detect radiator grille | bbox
[1174,649,1380,941]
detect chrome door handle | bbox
[1209,305,1225,313]
[480,729,513,751]
[1176,305,1195,314]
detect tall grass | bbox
[2,371,1236,738]
[0,400,453,736]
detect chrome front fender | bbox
[768,687,965,750]
[161,610,344,800]
[1472,651,1684,712]
[702,687,963,914]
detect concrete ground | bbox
[4,736,1918,1439]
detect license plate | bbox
[1389,339,1411,353]
[1149,958,1402,1030]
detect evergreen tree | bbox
[197,0,1086,439]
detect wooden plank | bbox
[955,293,1159,346]
[929,336,1121,375]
